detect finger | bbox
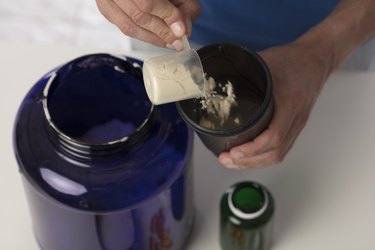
[172,0,201,36]
[234,128,296,169]
[229,102,297,158]
[113,0,177,44]
[219,145,286,170]
[96,0,167,47]
[172,0,201,20]
[235,149,284,169]
[232,126,299,169]
[218,152,240,170]
[231,112,307,169]
[134,0,186,37]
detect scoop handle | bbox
[182,35,191,51]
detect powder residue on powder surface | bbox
[198,75,241,130]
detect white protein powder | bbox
[199,76,240,130]
[143,61,203,105]
[143,59,241,130]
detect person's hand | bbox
[96,0,200,50]
[218,41,332,169]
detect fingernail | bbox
[172,39,183,51]
[232,152,244,159]
[220,157,239,169]
[226,164,240,170]
[170,21,184,37]
[166,43,174,50]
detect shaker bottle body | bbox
[177,44,273,155]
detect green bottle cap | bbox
[228,182,268,220]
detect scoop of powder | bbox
[143,61,203,104]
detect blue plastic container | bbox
[13,54,194,250]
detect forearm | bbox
[295,0,375,75]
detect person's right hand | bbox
[96,0,201,50]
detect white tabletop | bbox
[1,41,375,250]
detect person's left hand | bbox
[218,41,332,169]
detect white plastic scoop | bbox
[142,36,205,105]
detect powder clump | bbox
[199,76,241,130]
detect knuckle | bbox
[163,11,176,23]
[271,133,283,147]
[96,0,110,19]
[135,0,153,13]
[179,1,201,20]
[162,7,180,23]
[99,9,110,21]
[131,10,150,26]
[269,150,284,164]
[157,28,171,40]
[119,21,135,36]
[191,3,201,17]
